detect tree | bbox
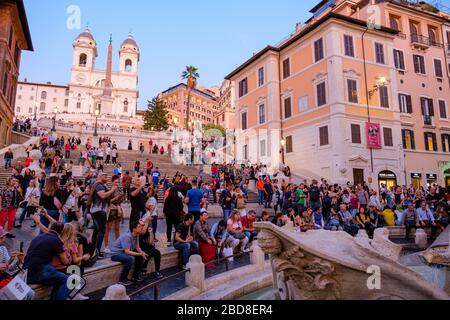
[143,97,169,131]
[181,66,200,130]
[204,123,225,136]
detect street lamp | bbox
[93,107,100,137]
[51,107,58,132]
[33,102,38,121]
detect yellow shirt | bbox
[381,209,396,226]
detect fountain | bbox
[254,222,450,300]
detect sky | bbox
[20,0,315,110]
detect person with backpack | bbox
[88,173,117,259]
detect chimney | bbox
[295,22,302,32]
[24,78,27,82]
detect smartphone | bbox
[19,241,24,253]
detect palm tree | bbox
[181,66,200,130]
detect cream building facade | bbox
[15,29,141,127]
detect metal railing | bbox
[129,250,253,300]
[410,34,443,48]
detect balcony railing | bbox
[410,34,443,48]
[424,115,433,126]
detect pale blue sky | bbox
[20,1,317,109]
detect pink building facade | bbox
[226,0,450,189]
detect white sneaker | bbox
[244,248,251,253]
[103,247,111,254]
[72,293,89,300]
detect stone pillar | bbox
[415,229,428,250]
[250,240,265,271]
[185,255,205,292]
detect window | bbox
[39,102,45,111]
[238,78,248,97]
[41,91,47,100]
[398,94,412,114]
[379,86,389,108]
[53,98,57,103]
[439,100,447,119]
[282,58,290,79]
[402,129,415,150]
[421,97,434,117]
[389,15,400,31]
[319,126,329,146]
[314,38,324,62]
[243,145,248,159]
[241,112,247,130]
[65,88,69,96]
[375,43,385,64]
[351,124,361,144]
[258,67,264,87]
[260,140,266,157]
[258,104,265,124]
[442,134,450,153]
[298,96,308,113]
[79,53,87,67]
[18,95,21,100]
[286,136,293,153]
[347,79,358,103]
[16,106,20,113]
[28,107,32,114]
[64,99,69,107]
[424,132,437,151]
[410,21,419,40]
[76,102,81,109]
[428,26,438,46]
[317,82,327,106]
[413,55,426,74]
[284,97,292,119]
[344,35,354,57]
[383,127,393,147]
[393,49,405,70]
[434,59,443,78]
[125,59,132,72]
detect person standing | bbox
[0,178,21,234]
[139,143,145,157]
[89,173,117,259]
[129,177,147,227]
[3,149,13,169]
[104,176,124,254]
[122,171,132,202]
[185,180,203,222]
[151,167,161,188]
[163,187,184,247]
[219,183,235,222]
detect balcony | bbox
[423,115,432,126]
[410,35,443,50]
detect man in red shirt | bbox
[146,159,153,175]
[148,140,153,154]
[241,210,257,243]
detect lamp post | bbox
[93,108,99,137]
[33,102,37,121]
[51,107,58,132]
[280,138,286,165]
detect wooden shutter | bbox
[421,98,426,115]
[439,100,447,119]
[284,97,292,118]
[410,130,415,150]
[351,124,361,144]
[442,134,448,153]
[434,59,443,78]
[283,59,290,78]
[433,133,438,151]
[402,130,407,149]
[420,56,426,74]
[320,126,329,146]
[383,128,393,147]
[424,133,429,151]
[347,79,357,103]
[406,95,412,114]
[428,99,434,116]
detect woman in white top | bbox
[368,190,382,211]
[144,187,158,240]
[16,179,40,227]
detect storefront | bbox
[378,170,397,189]
[444,168,450,187]
[426,173,437,188]
[410,173,422,189]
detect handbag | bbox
[28,196,40,207]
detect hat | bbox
[102,284,130,300]
[200,208,208,214]
[0,226,10,239]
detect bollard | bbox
[185,255,205,292]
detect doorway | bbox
[353,168,364,186]
[378,170,397,189]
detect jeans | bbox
[222,208,231,222]
[141,244,161,272]
[151,216,158,238]
[310,200,321,211]
[4,158,12,169]
[244,231,257,243]
[18,206,37,224]
[27,264,69,300]
[174,241,199,266]
[165,214,181,243]
[258,190,264,205]
[92,211,107,253]
[111,252,143,281]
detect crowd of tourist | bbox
[1,132,449,300]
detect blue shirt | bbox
[152,171,161,182]
[186,188,203,212]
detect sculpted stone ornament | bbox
[255,222,449,300]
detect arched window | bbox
[40,102,46,111]
[79,53,87,67]
[41,91,47,99]
[125,59,132,72]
